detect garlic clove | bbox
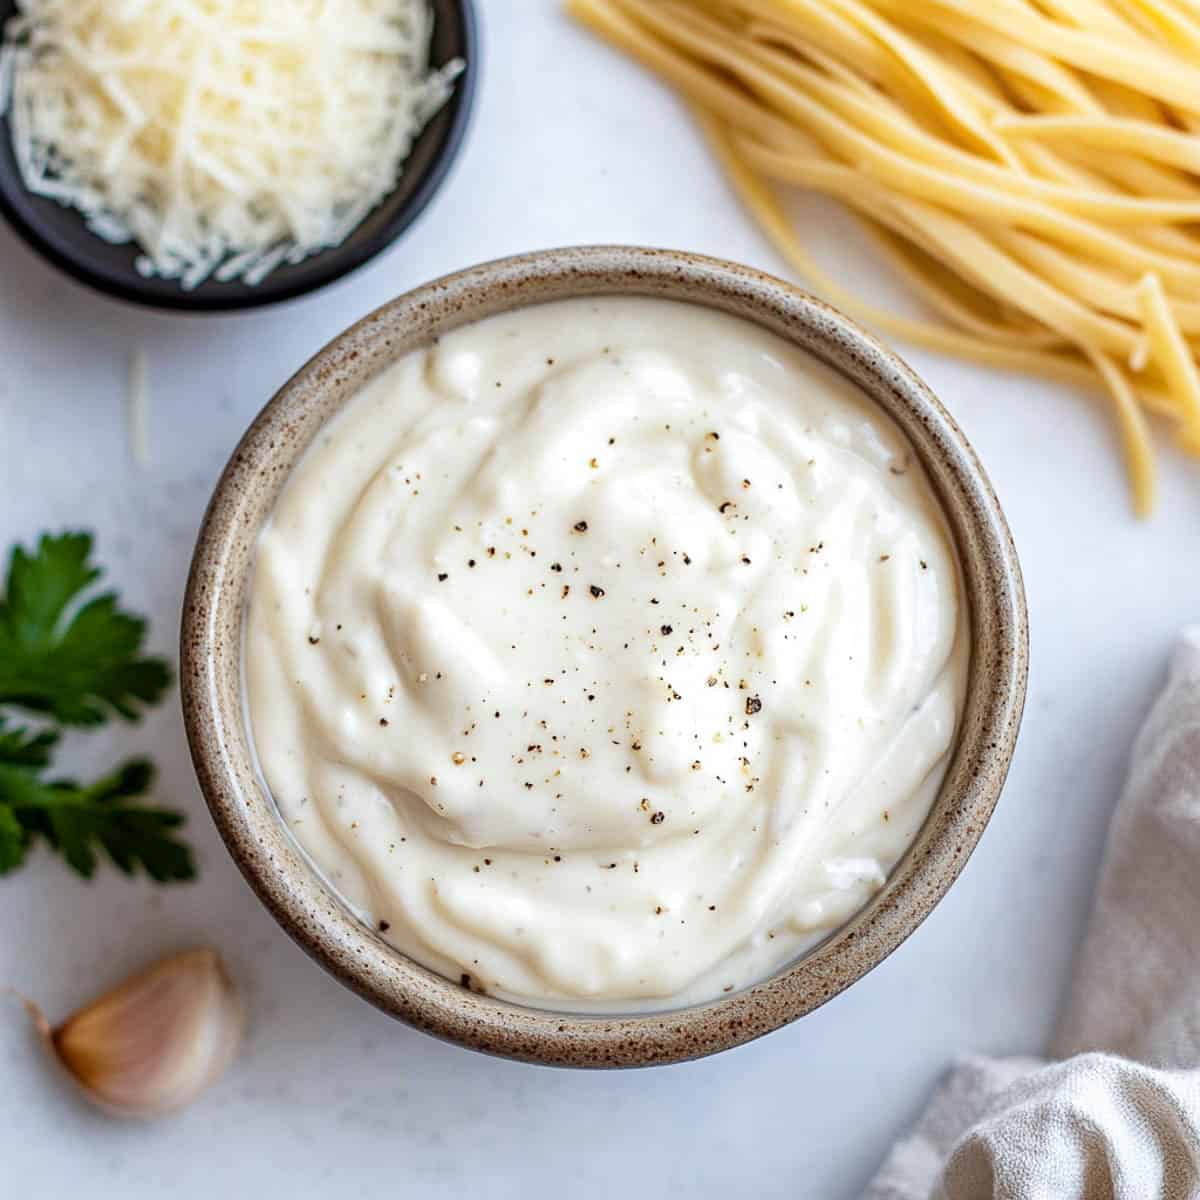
[47,948,243,1119]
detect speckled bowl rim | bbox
[181,246,1028,1068]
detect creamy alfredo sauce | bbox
[246,297,967,1010]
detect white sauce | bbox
[246,297,967,1010]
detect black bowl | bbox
[0,0,477,311]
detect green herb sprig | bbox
[0,533,194,881]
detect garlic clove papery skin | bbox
[51,948,243,1119]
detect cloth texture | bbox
[866,631,1200,1200]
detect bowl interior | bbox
[182,247,1028,1066]
[0,0,476,311]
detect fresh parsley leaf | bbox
[0,730,195,882]
[39,760,193,883]
[0,717,57,768]
[0,803,27,873]
[0,720,48,874]
[0,532,172,725]
[0,527,193,884]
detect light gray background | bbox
[2,3,1195,1197]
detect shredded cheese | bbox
[128,347,148,467]
[0,1,461,288]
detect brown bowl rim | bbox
[181,245,1028,1067]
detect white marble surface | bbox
[2,3,1197,1197]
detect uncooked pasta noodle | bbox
[568,0,1200,515]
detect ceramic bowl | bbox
[181,246,1028,1066]
[0,0,477,311]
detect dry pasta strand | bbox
[1086,349,1158,516]
[994,113,1200,174]
[1137,274,1200,444]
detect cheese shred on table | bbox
[0,1,461,288]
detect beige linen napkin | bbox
[866,630,1200,1199]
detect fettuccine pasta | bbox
[568,0,1200,515]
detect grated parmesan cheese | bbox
[128,347,149,466]
[0,1,461,288]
